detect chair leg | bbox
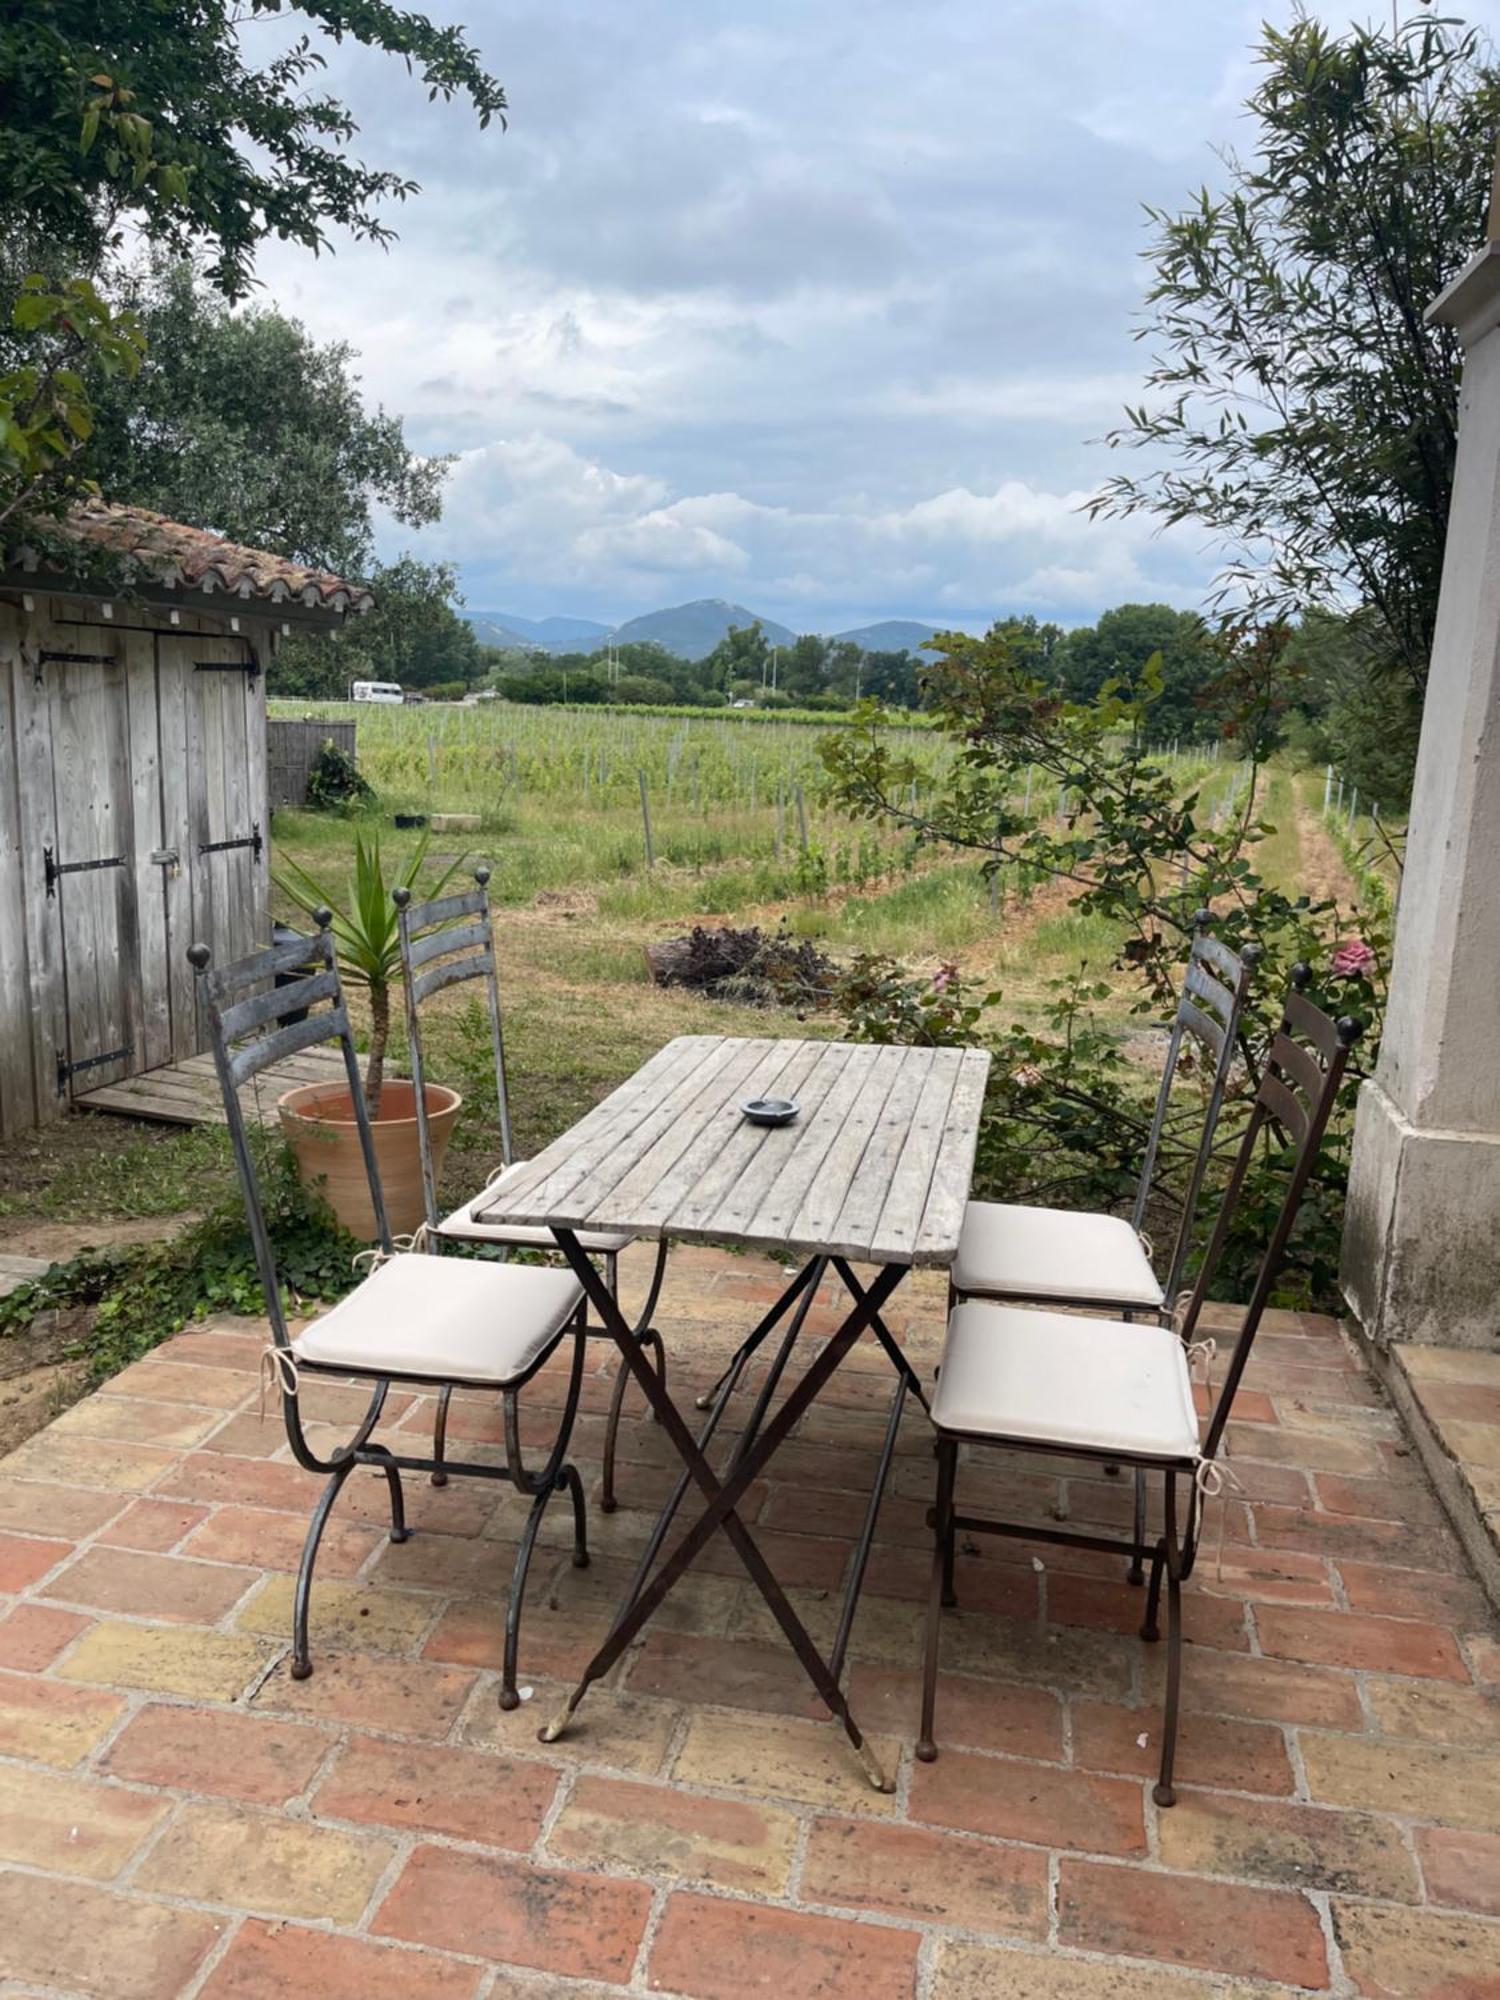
[600,1346,629,1516]
[917,1436,958,1762]
[500,1470,575,1709]
[1127,1467,1147,1585]
[1154,1471,1184,1807]
[1140,1540,1166,1643]
[562,1461,590,1569]
[290,1458,355,1679]
[430,1384,453,1488]
[941,1473,959,1611]
[367,1446,411,1544]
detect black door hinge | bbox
[35,648,115,685]
[198,823,263,862]
[44,846,125,898]
[57,1044,132,1092]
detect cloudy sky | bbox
[254,2,1497,633]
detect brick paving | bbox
[0,1241,1497,1997]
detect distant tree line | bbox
[486,598,1394,783]
[491,623,930,711]
[491,604,1239,739]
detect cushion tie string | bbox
[1169,1290,1193,1336]
[350,1227,428,1279]
[1135,1228,1154,1262]
[1186,1337,1217,1386]
[259,1345,300,1422]
[1193,1455,1246,1582]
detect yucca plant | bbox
[275,830,463,1117]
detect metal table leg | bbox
[831,1257,932,1414]
[603,1255,828,1645]
[541,1231,909,1789]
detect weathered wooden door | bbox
[43,629,149,1096]
[187,634,265,968]
[2,602,270,1127]
[150,633,266,1057]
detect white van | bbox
[350,680,404,704]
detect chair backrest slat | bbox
[1131,912,1260,1305]
[410,950,493,1006]
[1258,1071,1310,1147]
[1177,995,1225,1061]
[402,886,487,931]
[228,1005,348,1089]
[406,917,492,972]
[1184,970,1360,1465]
[1269,1030,1324,1107]
[1183,958,1235,1025]
[203,929,321,1003]
[1194,932,1243,985]
[1283,986,1340,1055]
[397,868,512,1230]
[190,922,392,1347]
[219,968,341,1044]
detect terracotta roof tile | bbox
[29,502,375,615]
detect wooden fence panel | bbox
[268,719,357,808]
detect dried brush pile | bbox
[645,923,837,1008]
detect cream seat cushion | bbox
[437,1160,631,1256]
[932,1301,1200,1461]
[292,1252,583,1388]
[953,1201,1164,1309]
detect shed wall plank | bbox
[0,620,36,1135]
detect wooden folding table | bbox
[473,1033,990,1788]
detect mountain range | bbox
[465,599,943,663]
[467,610,611,651]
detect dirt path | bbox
[0,1214,197,1262]
[1292,777,1362,908]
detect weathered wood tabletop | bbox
[473,1035,990,1266]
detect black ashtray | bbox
[741,1097,799,1127]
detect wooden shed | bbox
[0,502,372,1138]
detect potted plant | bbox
[274,830,465,1238]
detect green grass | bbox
[273,697,948,820]
[260,728,1285,1182]
[1253,767,1303,889]
[2,711,1379,1235]
[0,1122,237,1222]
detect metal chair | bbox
[394,868,669,1513]
[952,911,1260,1319]
[953,912,1259,1580]
[190,915,592,1710]
[917,968,1359,1805]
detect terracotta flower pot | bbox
[278,1078,462,1241]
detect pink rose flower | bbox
[1331,938,1377,979]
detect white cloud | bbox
[406,431,1203,623]
[248,0,1406,626]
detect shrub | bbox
[613,674,677,705]
[821,628,1388,1306]
[838,954,996,1047]
[305,738,375,812]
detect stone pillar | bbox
[1341,241,1500,1351]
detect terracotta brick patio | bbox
[1,1242,1498,1997]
